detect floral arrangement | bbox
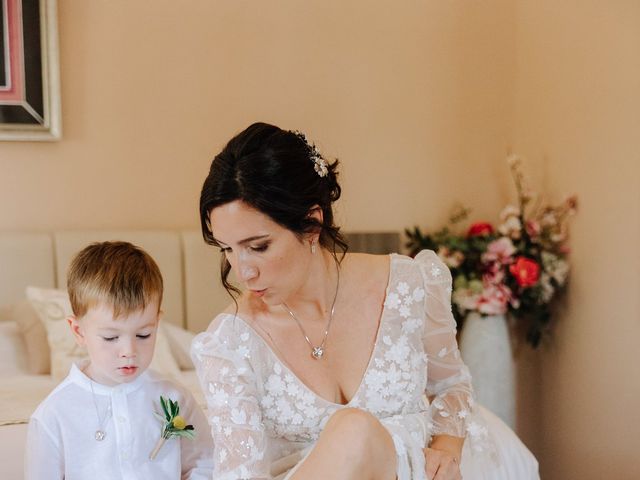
[405,155,577,347]
[149,396,195,460]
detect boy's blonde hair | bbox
[67,241,163,319]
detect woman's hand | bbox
[423,447,461,480]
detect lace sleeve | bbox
[191,316,270,480]
[416,250,475,438]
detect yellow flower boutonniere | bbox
[149,396,196,460]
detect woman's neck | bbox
[279,249,342,322]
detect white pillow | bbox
[25,287,181,381]
[0,321,28,375]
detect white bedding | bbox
[0,375,58,426]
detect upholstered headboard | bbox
[0,230,228,333]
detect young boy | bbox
[25,241,213,479]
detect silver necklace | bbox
[89,380,112,441]
[282,260,340,360]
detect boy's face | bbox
[68,301,160,386]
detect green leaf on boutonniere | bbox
[150,395,196,460]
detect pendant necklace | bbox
[89,380,112,441]
[282,259,340,360]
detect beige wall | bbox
[0,0,513,233]
[2,0,638,477]
[512,1,640,478]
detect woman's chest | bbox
[255,309,429,442]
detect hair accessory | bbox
[281,258,339,360]
[292,130,329,177]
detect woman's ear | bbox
[67,315,86,346]
[307,205,324,225]
[306,205,324,246]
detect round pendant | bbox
[311,347,324,359]
[95,430,106,441]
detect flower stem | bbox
[149,437,166,460]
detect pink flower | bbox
[482,237,516,265]
[525,220,541,238]
[476,284,511,315]
[482,267,505,286]
[467,222,494,237]
[509,257,540,287]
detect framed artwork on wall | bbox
[0,0,60,141]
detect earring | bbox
[311,240,317,254]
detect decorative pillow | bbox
[0,320,28,375]
[25,287,181,381]
[163,323,196,370]
[13,300,50,374]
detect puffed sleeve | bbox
[191,315,270,480]
[178,386,215,479]
[416,250,475,438]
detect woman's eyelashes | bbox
[250,242,269,252]
[219,242,270,254]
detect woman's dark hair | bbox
[199,122,348,297]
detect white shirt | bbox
[25,363,214,480]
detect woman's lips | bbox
[251,289,267,298]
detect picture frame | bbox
[0,0,61,141]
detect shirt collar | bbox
[69,361,149,395]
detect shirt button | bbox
[121,451,129,460]
[117,416,126,423]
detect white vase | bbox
[458,312,516,429]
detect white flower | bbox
[412,287,425,302]
[384,292,401,310]
[499,204,520,220]
[498,216,522,239]
[397,282,410,295]
[399,305,411,318]
[466,421,488,439]
[261,395,274,408]
[230,408,247,425]
[218,448,228,463]
[208,386,230,406]
[236,345,250,358]
[402,318,422,334]
[266,374,286,395]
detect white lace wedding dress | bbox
[191,250,539,480]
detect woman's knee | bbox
[324,408,394,454]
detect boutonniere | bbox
[149,395,196,460]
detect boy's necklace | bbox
[89,380,112,441]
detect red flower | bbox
[509,257,540,287]
[467,222,494,237]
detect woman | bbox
[192,123,538,480]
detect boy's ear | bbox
[67,315,86,346]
